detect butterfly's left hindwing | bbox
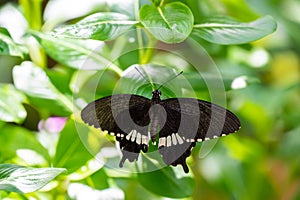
[81,94,151,166]
[157,98,241,173]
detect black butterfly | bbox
[81,86,241,173]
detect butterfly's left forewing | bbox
[158,98,241,173]
[81,94,152,167]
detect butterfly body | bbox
[81,89,240,173]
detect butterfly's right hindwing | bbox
[81,94,151,166]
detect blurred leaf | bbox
[184,71,243,92]
[106,0,135,19]
[278,127,300,160]
[0,27,27,58]
[115,64,182,99]
[0,164,66,193]
[192,15,277,44]
[54,120,94,173]
[140,2,194,43]
[68,183,124,199]
[53,12,137,41]
[115,177,159,200]
[0,84,26,123]
[13,61,60,99]
[0,124,50,163]
[30,31,122,74]
[134,151,194,198]
[220,0,259,21]
[12,61,73,112]
[46,66,75,94]
[137,167,194,198]
[80,168,109,190]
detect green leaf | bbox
[140,2,194,43]
[115,64,182,99]
[54,120,99,173]
[192,15,277,45]
[30,31,122,75]
[12,61,73,112]
[0,164,66,193]
[80,168,109,190]
[53,12,137,41]
[137,167,194,198]
[46,66,75,94]
[115,177,159,200]
[0,124,50,163]
[0,27,27,58]
[0,84,27,123]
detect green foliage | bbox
[0,0,299,199]
[0,27,28,58]
[192,15,277,45]
[54,120,94,173]
[0,164,66,193]
[0,84,27,123]
[140,2,194,43]
[53,12,138,41]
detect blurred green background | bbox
[1,0,300,199]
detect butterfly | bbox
[81,85,241,173]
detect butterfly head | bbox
[152,90,161,104]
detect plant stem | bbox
[135,0,145,63]
[20,0,46,68]
[140,29,157,64]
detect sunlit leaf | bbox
[0,27,27,58]
[79,168,109,190]
[140,2,194,43]
[192,15,277,44]
[0,124,50,163]
[53,12,137,41]
[0,84,26,123]
[30,31,122,74]
[54,120,96,173]
[13,61,59,99]
[0,164,66,193]
[12,61,73,112]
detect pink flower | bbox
[38,117,67,133]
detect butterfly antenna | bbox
[157,71,183,90]
[135,67,155,90]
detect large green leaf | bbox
[192,15,277,45]
[0,164,66,193]
[140,2,194,43]
[53,12,137,41]
[135,150,194,198]
[0,27,27,58]
[138,167,194,198]
[115,64,182,99]
[115,177,159,200]
[0,84,26,123]
[30,31,122,74]
[0,124,50,163]
[54,120,97,173]
[12,61,73,112]
[79,168,109,190]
